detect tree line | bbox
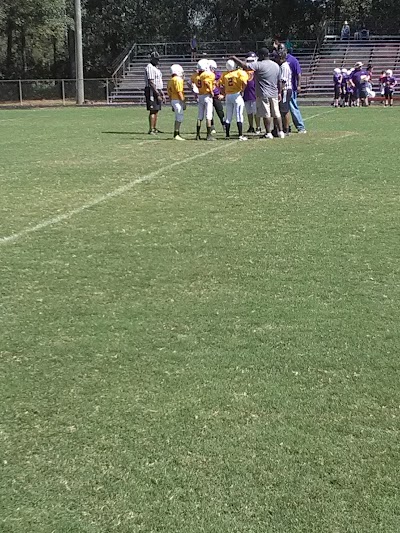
[0,0,399,79]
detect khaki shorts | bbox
[256,96,281,119]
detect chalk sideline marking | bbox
[0,142,237,245]
[0,110,333,245]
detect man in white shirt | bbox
[144,52,166,135]
[276,47,292,135]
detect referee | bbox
[144,52,165,135]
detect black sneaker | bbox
[206,135,216,141]
[247,127,256,134]
[148,129,157,135]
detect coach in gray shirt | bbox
[232,48,284,139]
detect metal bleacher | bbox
[109,41,316,105]
[108,37,400,104]
[306,37,400,98]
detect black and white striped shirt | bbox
[145,63,163,90]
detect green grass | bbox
[1,105,400,532]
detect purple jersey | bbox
[383,75,396,89]
[243,71,256,101]
[351,69,368,88]
[213,70,222,96]
[334,73,342,86]
[341,73,348,87]
[287,53,301,92]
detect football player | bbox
[190,59,216,141]
[333,68,342,107]
[208,60,226,133]
[243,52,261,134]
[219,60,248,141]
[383,69,397,106]
[167,64,186,140]
[340,68,349,107]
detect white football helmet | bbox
[386,69,393,76]
[334,68,341,74]
[208,60,217,70]
[170,64,184,77]
[197,59,209,72]
[341,68,347,74]
[226,59,236,71]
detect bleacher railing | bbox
[112,43,137,83]
[125,40,317,61]
[325,19,400,41]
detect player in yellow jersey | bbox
[167,64,186,140]
[190,59,216,141]
[219,60,249,141]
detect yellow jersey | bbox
[190,71,215,95]
[220,69,248,94]
[167,76,184,100]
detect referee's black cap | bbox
[258,47,270,59]
[150,51,160,64]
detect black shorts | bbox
[334,86,341,99]
[384,87,394,97]
[144,86,161,112]
[279,89,292,114]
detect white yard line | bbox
[0,110,334,245]
[303,109,335,122]
[0,142,237,245]
[330,132,358,140]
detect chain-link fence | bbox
[0,79,116,106]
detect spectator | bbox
[144,52,165,135]
[190,35,198,62]
[285,36,293,53]
[361,27,370,40]
[341,21,350,40]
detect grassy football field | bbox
[1,105,400,532]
